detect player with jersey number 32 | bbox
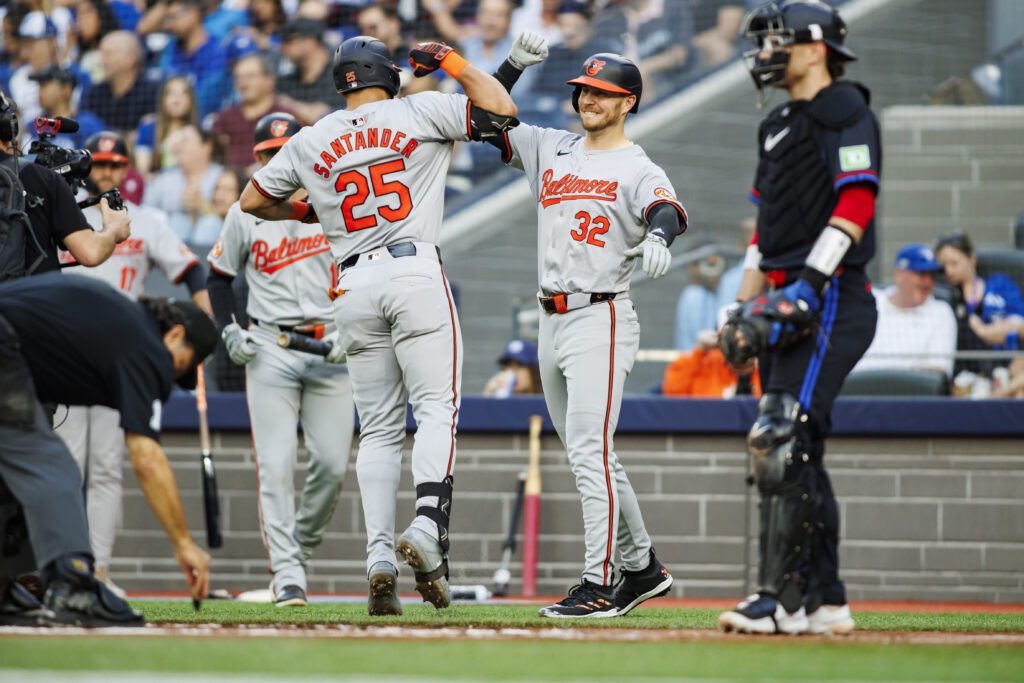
[485,33,685,618]
[240,36,517,615]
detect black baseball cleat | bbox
[538,580,617,618]
[612,548,674,616]
[719,593,808,635]
[0,580,55,626]
[43,554,143,628]
[274,585,308,608]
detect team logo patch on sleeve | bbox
[654,187,677,201]
[210,240,223,258]
[839,145,871,172]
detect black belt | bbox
[252,319,327,339]
[338,242,441,272]
[539,292,617,314]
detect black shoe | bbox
[274,584,307,608]
[612,549,673,616]
[0,580,55,626]
[538,579,617,619]
[43,553,143,628]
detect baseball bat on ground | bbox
[521,415,544,597]
[277,332,332,357]
[492,472,527,597]
[196,366,223,549]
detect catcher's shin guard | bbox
[414,476,453,581]
[748,393,815,612]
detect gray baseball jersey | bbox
[507,124,686,589]
[59,200,199,299]
[207,201,352,599]
[250,91,472,263]
[208,202,336,326]
[249,92,469,588]
[506,124,686,294]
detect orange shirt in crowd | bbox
[662,347,761,398]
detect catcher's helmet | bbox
[741,1,856,89]
[332,36,401,98]
[253,112,301,154]
[567,53,643,114]
[84,131,129,164]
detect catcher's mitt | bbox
[719,287,819,367]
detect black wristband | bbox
[493,59,524,92]
[798,266,829,293]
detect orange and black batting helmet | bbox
[566,53,643,114]
[253,112,301,155]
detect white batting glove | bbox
[222,323,258,365]
[508,31,549,70]
[624,234,672,279]
[324,330,347,365]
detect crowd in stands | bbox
[667,229,1024,400]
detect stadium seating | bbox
[841,369,950,397]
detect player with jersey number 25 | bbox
[486,34,685,618]
[239,36,517,615]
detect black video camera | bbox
[29,116,123,210]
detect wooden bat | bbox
[492,472,527,597]
[277,332,332,357]
[196,366,222,549]
[521,415,543,597]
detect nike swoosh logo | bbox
[764,127,790,152]
[556,150,570,156]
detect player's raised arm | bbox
[408,42,517,116]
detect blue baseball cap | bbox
[895,244,941,272]
[498,339,538,366]
[19,12,59,40]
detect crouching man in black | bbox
[0,273,218,627]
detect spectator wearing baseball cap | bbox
[853,244,957,378]
[29,66,105,148]
[8,11,62,123]
[483,339,542,397]
[277,18,342,123]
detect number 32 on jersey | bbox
[570,210,609,248]
[335,159,413,232]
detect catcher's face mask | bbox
[741,3,795,92]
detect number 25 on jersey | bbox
[335,159,414,232]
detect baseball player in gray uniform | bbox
[239,36,517,615]
[55,131,211,599]
[489,42,686,617]
[208,113,353,608]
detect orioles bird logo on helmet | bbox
[585,59,606,76]
[98,137,115,152]
[270,120,290,138]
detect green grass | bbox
[2,603,1022,681]
[2,636,1024,681]
[133,600,1024,633]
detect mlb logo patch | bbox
[367,249,383,261]
[839,145,871,172]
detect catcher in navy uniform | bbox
[717,1,880,635]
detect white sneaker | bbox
[806,604,855,635]
[719,593,809,635]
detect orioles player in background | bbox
[207,113,353,609]
[487,36,683,618]
[56,131,211,599]
[717,1,879,635]
[240,36,516,615]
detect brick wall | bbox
[112,430,1024,603]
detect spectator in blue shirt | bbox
[80,32,158,134]
[936,231,1024,375]
[155,0,231,118]
[675,251,726,351]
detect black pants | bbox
[758,270,877,608]
[0,313,92,579]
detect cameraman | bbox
[0,92,131,278]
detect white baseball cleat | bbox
[719,593,808,635]
[806,603,856,635]
[396,526,450,609]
